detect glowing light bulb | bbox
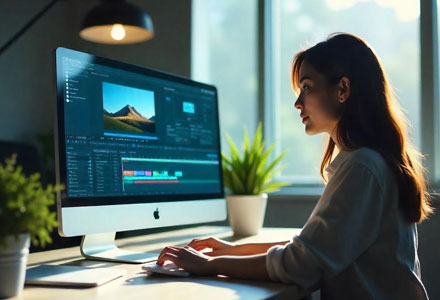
[111,24,126,41]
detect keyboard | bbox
[142,261,191,277]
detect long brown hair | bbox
[292,33,433,223]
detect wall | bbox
[0,0,191,143]
[418,200,440,300]
[0,0,192,250]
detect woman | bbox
[157,33,433,299]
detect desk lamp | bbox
[79,0,154,44]
[0,0,154,55]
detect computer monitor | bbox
[54,47,226,263]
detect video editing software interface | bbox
[57,49,222,200]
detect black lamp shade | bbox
[80,0,154,44]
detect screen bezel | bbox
[54,47,224,208]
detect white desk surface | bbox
[20,226,303,300]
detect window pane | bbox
[271,0,420,184]
[436,0,440,183]
[191,0,258,148]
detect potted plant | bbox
[222,123,289,236]
[0,154,63,298]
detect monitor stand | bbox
[80,232,158,264]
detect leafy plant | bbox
[0,154,64,248]
[222,123,289,195]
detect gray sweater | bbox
[266,147,429,299]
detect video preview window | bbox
[102,82,157,138]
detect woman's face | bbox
[294,61,342,136]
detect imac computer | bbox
[54,47,226,263]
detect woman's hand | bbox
[187,237,237,256]
[156,246,214,276]
[187,237,290,256]
[156,245,271,281]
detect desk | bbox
[21,226,303,300]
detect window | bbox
[267,0,420,185]
[191,0,258,148]
[436,0,440,183]
[192,0,436,189]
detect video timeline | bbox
[121,157,221,194]
[122,170,181,185]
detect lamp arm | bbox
[0,0,59,55]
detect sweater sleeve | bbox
[266,162,386,286]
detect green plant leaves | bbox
[0,154,64,248]
[222,122,290,195]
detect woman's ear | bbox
[338,76,350,103]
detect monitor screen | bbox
[55,48,223,207]
[55,48,226,241]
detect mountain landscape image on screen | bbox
[104,104,156,134]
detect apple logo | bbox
[153,208,160,220]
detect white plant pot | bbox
[226,193,268,236]
[0,233,30,298]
